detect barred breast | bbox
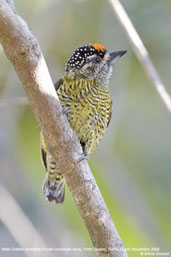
[57,78,112,155]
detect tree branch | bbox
[0,1,128,256]
[108,0,171,115]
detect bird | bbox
[40,43,126,204]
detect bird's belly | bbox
[68,105,95,139]
[67,104,108,153]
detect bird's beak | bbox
[108,50,127,65]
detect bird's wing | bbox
[41,147,47,170]
[54,78,63,91]
[107,100,113,128]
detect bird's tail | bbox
[41,139,65,204]
[42,173,65,204]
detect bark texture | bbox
[0,1,128,256]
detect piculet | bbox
[40,43,126,204]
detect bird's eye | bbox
[93,56,101,64]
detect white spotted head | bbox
[65,43,127,86]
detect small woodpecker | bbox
[41,43,126,204]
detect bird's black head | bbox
[65,43,126,87]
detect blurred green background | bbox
[0,0,171,256]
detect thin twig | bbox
[108,0,171,114]
[0,1,128,256]
[0,97,28,108]
[0,183,55,257]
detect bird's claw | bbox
[63,108,70,116]
[78,150,89,162]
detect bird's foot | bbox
[63,108,70,116]
[78,149,89,163]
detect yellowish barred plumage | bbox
[40,44,126,204]
[57,76,112,155]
